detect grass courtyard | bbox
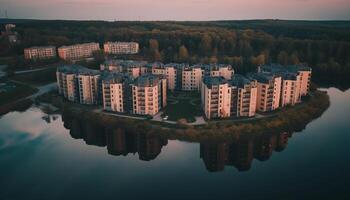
[163,91,202,122]
[0,81,38,106]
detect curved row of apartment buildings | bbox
[56,60,311,119]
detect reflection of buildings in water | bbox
[200,132,291,172]
[62,112,293,172]
[63,114,167,161]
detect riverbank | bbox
[53,89,330,142]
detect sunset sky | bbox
[1,0,349,20]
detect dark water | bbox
[0,88,349,200]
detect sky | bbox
[0,0,350,21]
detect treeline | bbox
[0,20,349,83]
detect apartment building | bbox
[131,74,167,116]
[58,42,100,61]
[102,73,132,113]
[201,76,232,119]
[104,42,139,54]
[259,63,311,97]
[57,65,101,105]
[230,75,258,117]
[248,73,282,112]
[24,46,56,60]
[150,63,179,91]
[280,73,302,106]
[210,64,234,80]
[101,60,148,78]
[286,65,312,96]
[182,65,204,91]
[57,66,80,102]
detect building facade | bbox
[102,73,132,113]
[131,74,167,116]
[201,77,232,119]
[182,66,204,91]
[248,73,282,112]
[230,75,258,117]
[210,64,234,80]
[104,42,139,54]
[58,43,100,61]
[57,65,100,105]
[24,46,56,60]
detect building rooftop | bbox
[203,76,228,88]
[230,74,254,88]
[133,74,164,87]
[58,42,99,49]
[57,65,100,76]
[25,46,56,50]
[247,72,279,84]
[102,72,132,84]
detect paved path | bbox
[28,82,57,100]
[14,67,52,75]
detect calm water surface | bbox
[0,88,349,200]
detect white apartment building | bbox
[24,46,57,60]
[201,77,232,119]
[104,42,139,54]
[58,42,100,61]
[182,66,204,91]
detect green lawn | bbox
[163,91,202,122]
[0,81,38,105]
[12,67,57,86]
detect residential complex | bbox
[104,42,139,54]
[57,65,167,116]
[57,61,311,119]
[58,43,100,61]
[24,46,57,60]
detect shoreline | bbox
[55,89,330,142]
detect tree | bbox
[149,39,162,61]
[277,51,289,65]
[289,52,300,64]
[149,39,159,51]
[200,34,212,55]
[178,45,189,62]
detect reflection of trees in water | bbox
[62,111,294,172]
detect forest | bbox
[0,19,349,85]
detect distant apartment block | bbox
[24,46,56,60]
[104,42,139,54]
[182,65,204,91]
[58,43,100,61]
[201,77,232,119]
[131,74,167,116]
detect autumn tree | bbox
[178,45,189,62]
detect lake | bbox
[0,87,349,200]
